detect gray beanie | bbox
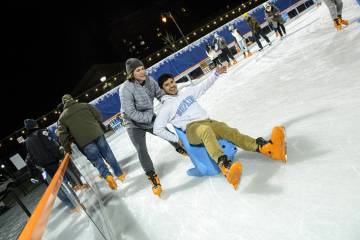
[125,58,144,79]
[62,94,73,105]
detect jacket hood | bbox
[160,94,176,104]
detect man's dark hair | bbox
[157,73,174,89]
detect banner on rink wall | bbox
[146,0,301,80]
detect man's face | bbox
[133,66,146,81]
[162,78,178,95]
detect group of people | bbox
[205,0,349,66]
[24,57,287,203]
[205,2,285,67]
[205,33,238,67]
[118,58,286,195]
[24,119,88,212]
[25,0,349,205]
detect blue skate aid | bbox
[175,128,237,177]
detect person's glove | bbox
[64,144,72,154]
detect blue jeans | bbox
[83,135,122,178]
[57,182,79,209]
[44,164,78,209]
[236,39,248,52]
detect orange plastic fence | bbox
[18,153,71,240]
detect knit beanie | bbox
[125,58,144,79]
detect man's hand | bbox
[215,65,227,75]
[176,140,188,156]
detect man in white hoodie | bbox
[153,66,287,190]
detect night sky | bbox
[1,0,245,149]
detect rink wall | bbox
[47,0,314,133]
[146,0,301,80]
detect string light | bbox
[43,117,47,121]
[95,88,98,92]
[85,94,89,97]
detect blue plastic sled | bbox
[175,128,237,177]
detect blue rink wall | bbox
[48,0,305,132]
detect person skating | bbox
[54,127,90,191]
[264,2,287,39]
[57,95,125,190]
[244,13,271,51]
[323,0,348,30]
[154,67,287,190]
[213,33,237,65]
[120,58,187,197]
[205,43,221,66]
[229,26,252,58]
[24,119,82,212]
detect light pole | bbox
[161,12,189,45]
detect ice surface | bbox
[44,2,360,240]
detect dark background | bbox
[1,0,247,151]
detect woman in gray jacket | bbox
[119,58,185,197]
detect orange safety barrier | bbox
[18,153,72,240]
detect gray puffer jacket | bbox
[120,76,164,129]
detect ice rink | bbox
[44,1,360,239]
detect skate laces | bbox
[148,174,161,187]
[218,156,231,169]
[256,137,272,146]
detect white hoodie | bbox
[153,72,220,143]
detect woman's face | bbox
[133,66,146,81]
